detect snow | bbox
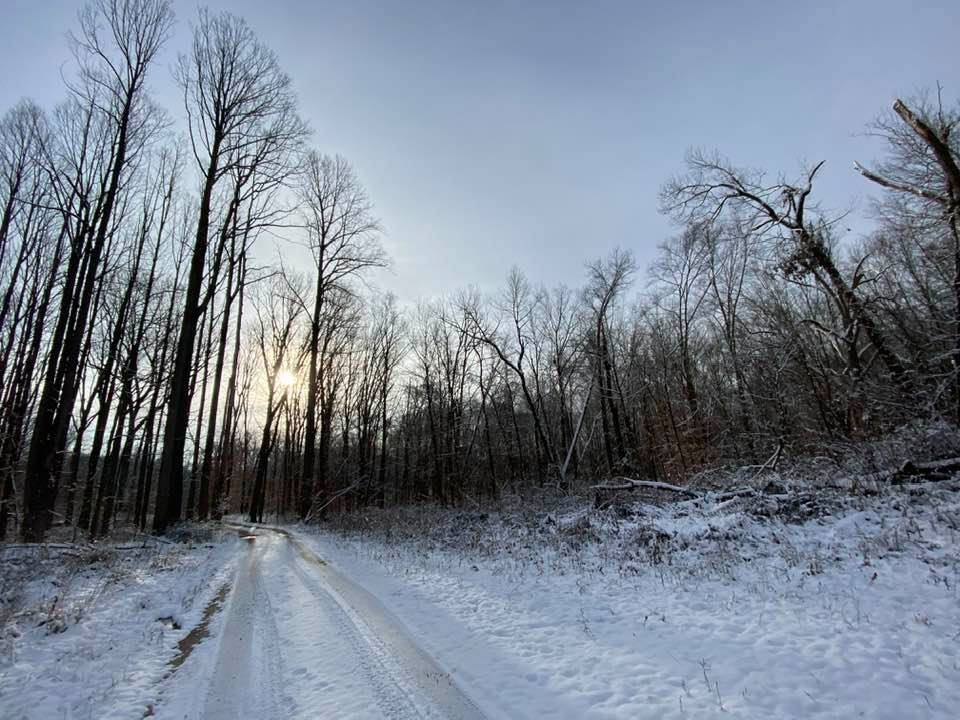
[0,529,239,719]
[1,523,484,719]
[2,479,958,719]
[140,526,484,719]
[298,481,960,719]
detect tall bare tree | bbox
[154,9,306,532]
[21,0,173,541]
[857,94,960,419]
[297,152,383,519]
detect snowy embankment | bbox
[301,478,960,719]
[0,527,239,719]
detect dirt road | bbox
[160,526,485,719]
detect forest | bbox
[1,0,958,543]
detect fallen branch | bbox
[305,481,362,522]
[592,478,701,496]
[592,478,700,509]
[706,496,748,515]
[749,439,784,483]
[891,457,960,485]
[0,542,91,554]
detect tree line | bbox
[1,0,958,541]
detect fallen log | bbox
[0,542,91,554]
[592,477,700,508]
[592,478,700,496]
[750,440,784,483]
[891,457,960,485]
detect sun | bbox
[277,369,296,387]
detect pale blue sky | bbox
[2,0,958,299]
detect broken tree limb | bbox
[891,457,960,485]
[304,481,361,522]
[592,477,700,508]
[592,478,701,496]
[750,439,784,484]
[559,374,594,489]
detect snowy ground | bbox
[159,524,484,719]
[1,471,959,719]
[0,526,239,719]
[0,523,485,719]
[302,478,960,719]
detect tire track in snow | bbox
[169,524,485,719]
[278,529,487,720]
[199,535,289,720]
[283,542,424,718]
[248,543,288,718]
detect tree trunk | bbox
[155,147,221,533]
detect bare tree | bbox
[586,249,636,474]
[662,151,907,388]
[536,284,586,490]
[650,227,710,423]
[0,101,54,539]
[248,273,304,523]
[154,9,307,532]
[857,93,960,419]
[704,216,761,452]
[460,269,558,484]
[21,0,173,541]
[297,152,384,519]
[371,294,406,507]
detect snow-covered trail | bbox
[159,525,486,719]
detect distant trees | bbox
[248,274,303,523]
[0,0,957,540]
[297,152,384,520]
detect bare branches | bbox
[298,151,386,289]
[175,9,308,182]
[857,94,960,215]
[661,150,828,237]
[854,161,948,204]
[892,99,960,201]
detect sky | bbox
[2,0,958,301]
